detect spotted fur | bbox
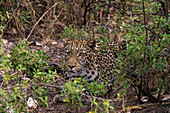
[61,38,126,83]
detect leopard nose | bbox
[68,65,76,70]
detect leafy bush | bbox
[59,25,93,40]
[10,39,49,77]
[0,39,58,112]
[60,78,115,112]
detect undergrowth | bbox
[0,39,58,112]
[0,0,169,112]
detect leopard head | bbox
[62,38,96,72]
[62,38,98,81]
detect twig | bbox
[31,83,63,88]
[26,0,36,23]
[46,8,67,39]
[0,92,14,113]
[2,0,21,32]
[165,0,169,34]
[13,9,24,37]
[26,2,59,40]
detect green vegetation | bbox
[10,39,49,76]
[0,0,169,112]
[0,39,58,112]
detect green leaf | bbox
[136,46,140,50]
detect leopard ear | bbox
[87,39,96,50]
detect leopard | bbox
[53,37,126,103]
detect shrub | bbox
[0,39,58,112]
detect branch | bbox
[26,2,59,40]
[0,92,14,113]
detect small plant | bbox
[17,11,31,29]
[59,25,93,40]
[61,77,115,112]
[0,39,58,112]
[10,39,49,77]
[0,40,11,84]
[0,11,11,33]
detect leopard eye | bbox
[78,53,83,57]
